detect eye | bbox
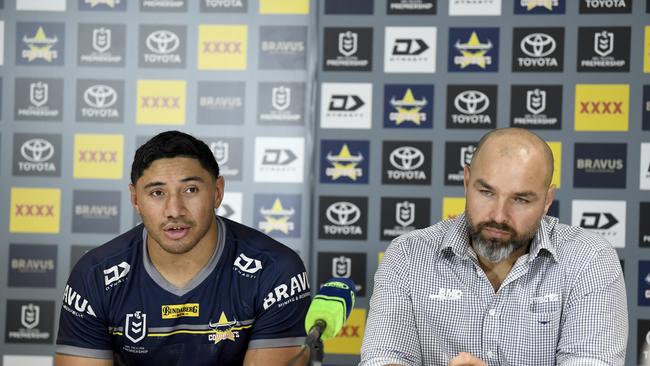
[479,189,493,197]
[150,190,164,198]
[514,197,530,204]
[185,186,199,194]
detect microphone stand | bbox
[305,320,326,366]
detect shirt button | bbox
[487,350,494,358]
[488,309,496,316]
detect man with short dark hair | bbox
[361,128,627,366]
[56,131,310,366]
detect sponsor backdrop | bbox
[0,0,649,365]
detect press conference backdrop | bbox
[0,0,649,365]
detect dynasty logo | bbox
[320,83,372,129]
[384,85,433,128]
[513,28,564,72]
[254,137,304,183]
[511,85,562,129]
[323,28,372,71]
[447,85,497,129]
[572,199,626,248]
[18,23,64,65]
[321,140,369,184]
[384,27,436,73]
[448,28,498,72]
[382,141,431,185]
[577,27,630,72]
[319,197,367,240]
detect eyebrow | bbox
[474,178,539,199]
[142,176,205,190]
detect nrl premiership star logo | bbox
[389,88,427,125]
[325,144,364,180]
[454,32,492,69]
[259,198,295,234]
[22,27,58,62]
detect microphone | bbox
[304,277,356,344]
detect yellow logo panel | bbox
[378,251,385,264]
[10,187,61,234]
[323,308,366,355]
[198,25,247,70]
[547,141,561,188]
[161,304,199,319]
[74,134,124,179]
[643,25,650,74]
[260,0,309,14]
[574,84,629,131]
[442,197,465,221]
[136,80,186,125]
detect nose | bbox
[489,198,509,225]
[164,193,186,218]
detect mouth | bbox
[162,224,190,240]
[481,226,511,238]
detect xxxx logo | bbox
[15,204,55,217]
[140,96,180,109]
[202,41,242,54]
[337,324,360,338]
[79,150,118,163]
[579,101,623,114]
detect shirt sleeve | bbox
[248,249,311,349]
[360,239,422,366]
[556,245,627,366]
[56,261,113,359]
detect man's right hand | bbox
[448,352,487,366]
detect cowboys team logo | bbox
[208,312,240,345]
[514,0,565,14]
[320,140,369,184]
[383,85,433,128]
[577,27,630,72]
[79,0,127,11]
[125,311,147,343]
[254,194,301,238]
[448,28,499,72]
[17,22,65,66]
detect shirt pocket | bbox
[521,300,561,364]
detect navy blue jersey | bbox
[56,216,310,366]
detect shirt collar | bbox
[440,214,559,263]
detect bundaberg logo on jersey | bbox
[320,140,369,184]
[161,304,199,319]
[384,85,433,128]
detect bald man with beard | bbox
[361,128,627,366]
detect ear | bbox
[463,165,471,193]
[543,184,556,215]
[129,184,140,214]
[213,176,225,209]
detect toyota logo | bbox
[389,146,424,171]
[454,90,489,115]
[326,202,360,226]
[146,30,180,54]
[521,33,556,57]
[21,138,55,163]
[84,85,117,109]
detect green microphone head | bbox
[304,278,355,340]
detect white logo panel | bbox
[320,82,372,129]
[217,191,243,223]
[571,200,626,248]
[449,0,501,15]
[16,0,66,11]
[641,143,650,190]
[254,137,304,183]
[384,27,436,73]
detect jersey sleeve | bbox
[248,250,311,349]
[56,259,113,359]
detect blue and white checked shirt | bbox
[361,215,627,366]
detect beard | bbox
[466,215,537,264]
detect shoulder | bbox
[389,218,456,258]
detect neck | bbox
[473,242,528,293]
[147,220,218,289]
